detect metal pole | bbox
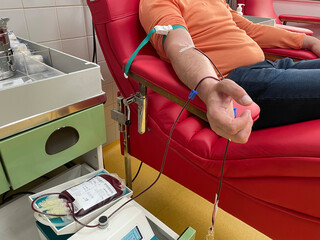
[123,124,132,189]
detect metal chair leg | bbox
[123,125,132,189]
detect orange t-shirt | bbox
[139,0,306,76]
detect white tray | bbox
[0,38,104,139]
[29,165,133,235]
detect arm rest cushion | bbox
[263,48,318,60]
[125,55,260,121]
[279,14,320,24]
[275,24,313,35]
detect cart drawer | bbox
[0,161,9,194]
[0,104,106,189]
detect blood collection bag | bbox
[60,174,124,216]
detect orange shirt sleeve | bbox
[227,5,306,49]
[139,0,187,60]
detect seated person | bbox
[139,0,320,143]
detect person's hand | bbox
[200,79,254,143]
[311,39,320,57]
[302,35,320,57]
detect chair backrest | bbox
[87,0,156,98]
[237,0,281,24]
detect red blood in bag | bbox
[60,174,124,216]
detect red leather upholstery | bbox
[275,24,313,36]
[238,0,318,60]
[279,14,320,24]
[87,0,320,239]
[237,0,280,23]
[263,48,317,60]
[128,55,260,120]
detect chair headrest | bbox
[89,0,140,24]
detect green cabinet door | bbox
[0,161,9,194]
[0,104,106,190]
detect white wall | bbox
[0,0,119,145]
[273,0,320,38]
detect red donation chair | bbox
[87,0,320,239]
[237,0,320,60]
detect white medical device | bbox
[69,197,158,240]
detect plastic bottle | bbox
[237,4,245,16]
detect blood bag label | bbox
[67,176,117,211]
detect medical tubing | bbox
[189,76,221,100]
[132,162,143,183]
[31,192,99,228]
[110,40,230,222]
[31,76,230,229]
[192,47,227,206]
[108,77,220,219]
[192,46,235,232]
[195,76,220,89]
[210,112,236,231]
[108,66,228,221]
[91,21,98,63]
[2,191,35,204]
[31,27,231,229]
[108,98,192,220]
[32,192,71,218]
[193,47,225,80]
[191,47,230,204]
[216,140,229,202]
[109,76,221,219]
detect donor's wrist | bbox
[196,78,219,104]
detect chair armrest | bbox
[275,24,313,35]
[125,55,260,122]
[279,14,320,25]
[263,48,317,61]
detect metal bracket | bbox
[111,83,147,135]
[110,108,126,126]
[111,95,133,189]
[110,84,148,189]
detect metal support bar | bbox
[123,125,132,189]
[137,83,147,134]
[111,96,132,189]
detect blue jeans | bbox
[227,58,320,129]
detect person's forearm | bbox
[164,28,219,104]
[163,28,254,143]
